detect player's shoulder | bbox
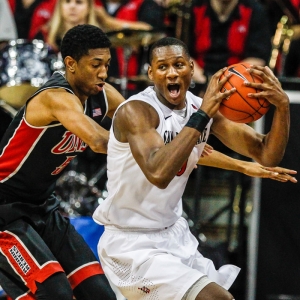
[32,88,79,111]
[38,86,72,98]
[127,86,156,102]
[186,90,203,107]
[103,82,122,97]
[117,87,160,117]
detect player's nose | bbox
[97,66,108,80]
[166,66,178,77]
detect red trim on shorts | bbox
[67,262,104,289]
[34,262,65,286]
[0,231,64,293]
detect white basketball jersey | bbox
[93,86,213,229]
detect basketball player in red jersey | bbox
[0,24,122,300]
[95,0,165,96]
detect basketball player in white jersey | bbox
[93,37,290,300]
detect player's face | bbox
[72,48,111,97]
[148,45,194,109]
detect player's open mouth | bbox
[167,83,180,97]
[96,83,104,92]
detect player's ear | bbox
[148,65,153,81]
[64,56,76,73]
[190,59,194,75]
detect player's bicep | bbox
[50,94,109,150]
[114,101,163,168]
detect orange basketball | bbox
[219,63,270,123]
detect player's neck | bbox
[210,0,238,22]
[64,73,88,105]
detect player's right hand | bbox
[200,67,236,118]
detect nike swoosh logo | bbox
[165,115,172,120]
[228,67,247,81]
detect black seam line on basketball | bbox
[226,79,265,113]
[220,102,262,116]
[220,102,257,122]
[221,100,265,114]
[228,67,247,81]
[240,63,249,69]
[221,103,263,117]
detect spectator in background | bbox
[35,0,100,52]
[189,0,272,92]
[96,0,164,30]
[7,0,57,40]
[35,0,154,52]
[95,0,166,96]
[94,0,154,31]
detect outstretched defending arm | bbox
[198,149,297,183]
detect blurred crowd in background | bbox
[1,0,300,100]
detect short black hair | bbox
[60,24,112,61]
[148,37,190,63]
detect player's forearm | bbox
[143,127,204,189]
[258,103,290,166]
[197,149,245,172]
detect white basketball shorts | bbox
[98,217,240,300]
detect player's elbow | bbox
[87,131,109,154]
[260,156,285,168]
[152,180,170,190]
[147,173,172,189]
[256,150,286,167]
[89,142,107,154]
[88,138,108,154]
[154,180,170,190]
